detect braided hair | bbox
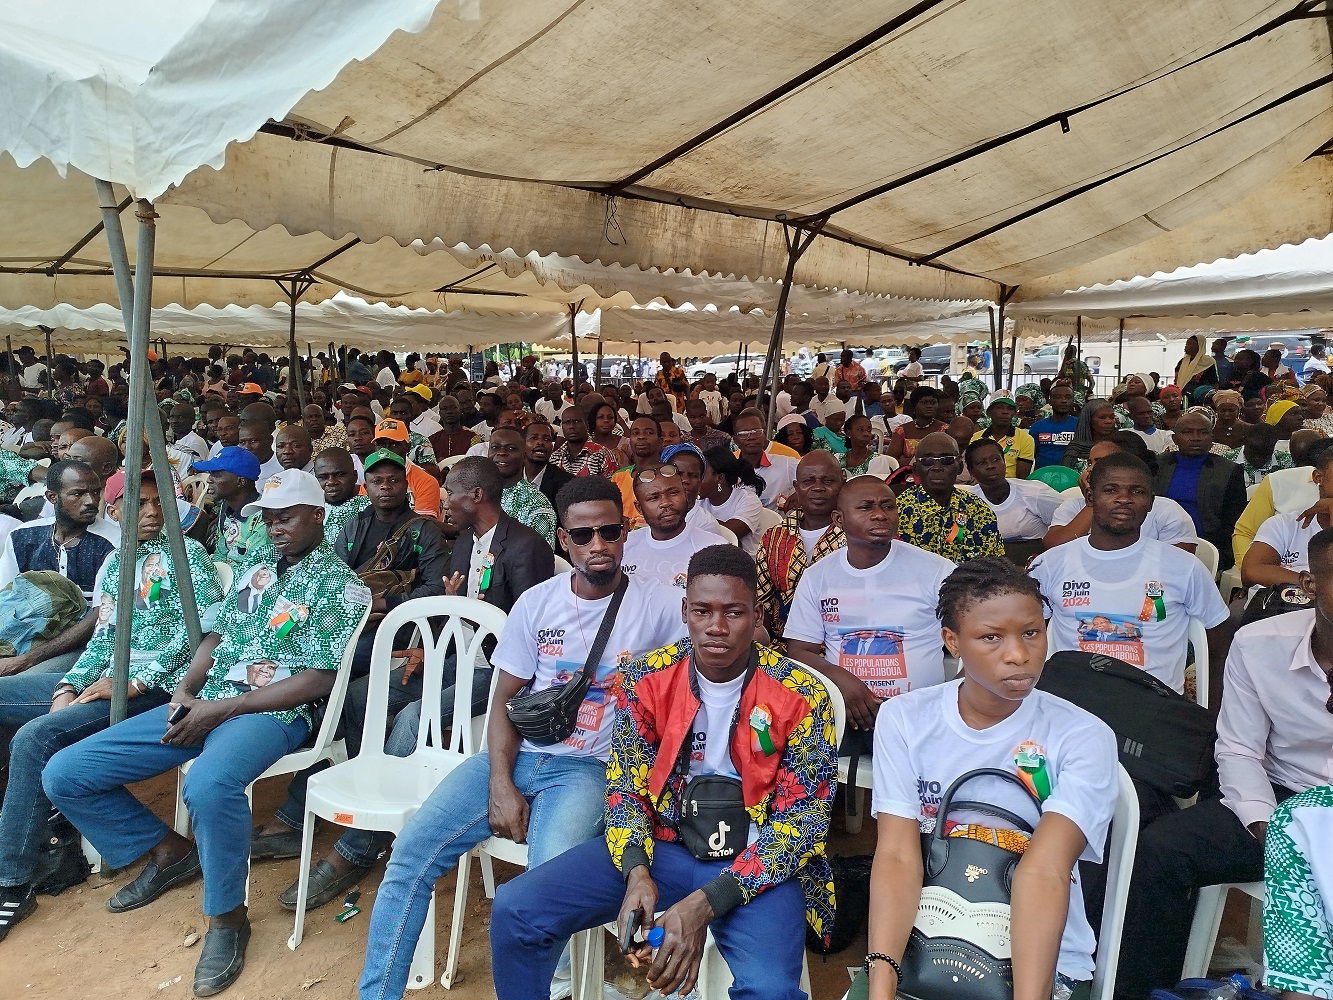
[936,557,1046,631]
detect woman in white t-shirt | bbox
[867,558,1117,1000]
[699,446,766,556]
[1241,447,1333,587]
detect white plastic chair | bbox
[553,554,573,573]
[1060,485,1083,498]
[751,506,782,539]
[1180,881,1264,979]
[180,472,210,505]
[444,668,597,994]
[1090,765,1141,1000]
[438,455,466,471]
[212,561,233,596]
[712,523,739,545]
[1193,539,1220,581]
[171,602,372,901]
[13,481,44,507]
[287,596,506,991]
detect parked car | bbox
[1021,343,1100,376]
[891,344,953,376]
[687,354,765,380]
[1225,334,1314,380]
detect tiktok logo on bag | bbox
[708,821,731,856]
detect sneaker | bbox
[0,885,35,942]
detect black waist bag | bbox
[1036,650,1215,798]
[678,774,749,862]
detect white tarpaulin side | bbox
[0,292,570,354]
[1011,234,1333,321]
[9,1,1332,302]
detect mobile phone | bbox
[619,908,642,955]
[166,703,191,725]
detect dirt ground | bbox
[4,775,876,1000]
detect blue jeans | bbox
[491,838,808,1000]
[357,750,607,1000]
[0,672,169,887]
[275,664,492,868]
[43,704,309,915]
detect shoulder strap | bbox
[575,572,630,681]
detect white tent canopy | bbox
[0,291,574,355]
[7,0,1333,303]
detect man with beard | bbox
[524,420,573,509]
[621,462,721,589]
[313,448,369,543]
[354,476,685,1000]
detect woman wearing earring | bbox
[699,446,765,556]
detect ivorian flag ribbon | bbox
[750,705,776,755]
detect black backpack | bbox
[1035,651,1216,798]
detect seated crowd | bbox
[0,342,1328,1000]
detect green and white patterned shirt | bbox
[407,431,437,467]
[323,495,371,544]
[207,500,268,571]
[0,450,37,505]
[194,538,370,726]
[501,478,557,549]
[61,535,223,694]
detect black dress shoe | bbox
[278,858,371,911]
[192,919,251,997]
[249,825,302,860]
[106,848,201,913]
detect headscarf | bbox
[1211,389,1243,411]
[1014,382,1045,409]
[1264,400,1299,427]
[1159,384,1183,403]
[1303,382,1327,398]
[1175,335,1216,388]
[661,442,705,466]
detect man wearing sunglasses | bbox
[622,464,724,589]
[356,475,686,1000]
[894,432,1004,563]
[1115,526,1333,998]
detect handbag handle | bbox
[930,767,1043,845]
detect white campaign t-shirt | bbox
[871,681,1118,981]
[1050,494,1198,546]
[703,486,766,557]
[1030,536,1228,692]
[622,525,723,589]
[1130,426,1173,455]
[963,479,1063,541]
[491,573,686,759]
[1251,511,1323,573]
[784,544,954,700]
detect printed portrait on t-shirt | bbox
[133,552,172,608]
[1076,613,1144,666]
[94,592,115,635]
[235,564,274,614]
[836,626,909,698]
[222,658,291,693]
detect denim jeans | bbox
[357,749,607,1000]
[275,663,492,869]
[0,672,169,887]
[491,838,808,1000]
[43,704,309,915]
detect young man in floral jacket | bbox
[490,545,836,1000]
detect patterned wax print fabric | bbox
[0,450,37,505]
[501,478,557,548]
[754,510,846,641]
[194,539,371,726]
[207,503,269,570]
[549,441,616,477]
[323,495,371,544]
[1221,444,1293,487]
[61,536,223,694]
[895,484,1005,563]
[1264,784,1333,998]
[406,430,437,467]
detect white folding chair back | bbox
[288,597,507,991]
[1193,539,1220,580]
[180,473,210,505]
[1060,485,1083,498]
[1090,765,1140,1000]
[1181,881,1264,979]
[712,523,739,545]
[1187,617,1209,709]
[438,454,466,471]
[212,561,233,596]
[553,554,573,574]
[13,482,44,507]
[751,506,782,539]
[172,600,372,895]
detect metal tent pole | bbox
[1116,319,1125,380]
[95,183,202,723]
[988,307,999,388]
[280,280,309,409]
[595,339,604,391]
[569,303,582,388]
[4,336,14,390]
[760,218,827,434]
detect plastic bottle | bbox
[1205,973,1252,1000]
[645,927,664,950]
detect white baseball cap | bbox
[240,468,326,517]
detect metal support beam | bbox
[96,182,203,725]
[1117,319,1125,379]
[41,326,52,397]
[569,304,582,388]
[761,218,828,434]
[275,278,314,410]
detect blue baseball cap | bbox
[192,445,261,482]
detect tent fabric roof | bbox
[6,1,1333,305]
[0,292,574,355]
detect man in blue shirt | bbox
[1029,383,1079,468]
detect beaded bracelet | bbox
[863,952,902,981]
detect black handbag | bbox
[898,768,1042,1000]
[1036,650,1215,798]
[1239,583,1312,626]
[504,575,628,745]
[678,774,749,861]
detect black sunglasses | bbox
[565,523,625,546]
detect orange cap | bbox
[238,382,263,395]
[374,418,409,442]
[146,349,159,362]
